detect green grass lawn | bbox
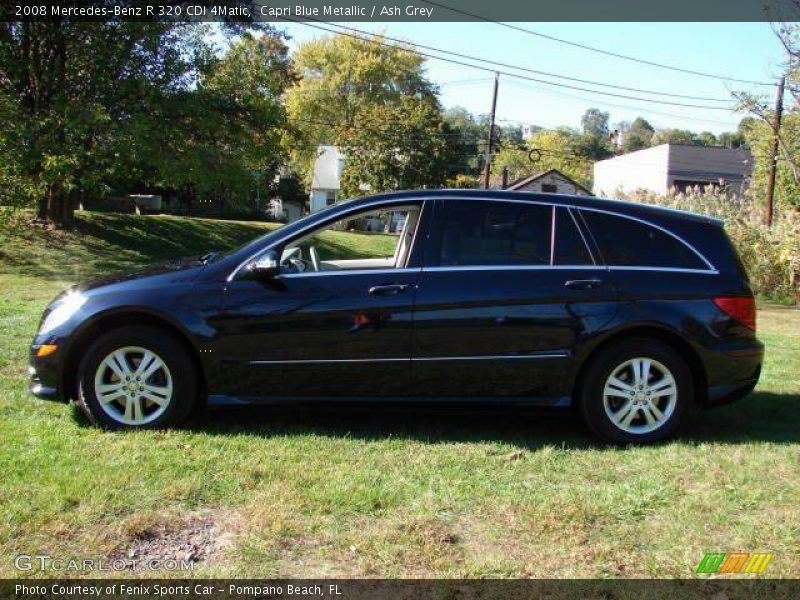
[0,211,798,579]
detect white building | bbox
[266,197,304,223]
[310,145,346,212]
[593,143,752,197]
[522,124,539,141]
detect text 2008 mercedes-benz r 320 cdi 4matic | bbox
[29,190,763,443]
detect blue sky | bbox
[272,21,786,135]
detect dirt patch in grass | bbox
[109,512,234,572]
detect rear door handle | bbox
[564,278,603,290]
[368,284,410,296]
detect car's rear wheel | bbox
[579,338,692,444]
[77,326,196,430]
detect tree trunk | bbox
[36,190,49,221]
[51,23,74,227]
[186,186,195,216]
[60,189,75,228]
[47,188,60,223]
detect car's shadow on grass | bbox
[148,390,800,449]
[70,390,800,448]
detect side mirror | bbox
[248,250,279,279]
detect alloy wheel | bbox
[602,357,678,435]
[93,346,174,426]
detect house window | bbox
[325,191,336,206]
[541,183,558,193]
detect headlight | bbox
[39,292,86,335]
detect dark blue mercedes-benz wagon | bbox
[29,190,763,443]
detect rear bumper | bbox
[706,369,760,407]
[703,341,764,407]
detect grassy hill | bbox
[0,211,282,282]
[0,210,398,283]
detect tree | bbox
[491,143,532,186]
[622,117,655,152]
[285,33,445,193]
[744,112,800,209]
[0,9,280,226]
[0,21,213,225]
[731,19,800,209]
[499,123,524,146]
[734,19,800,208]
[149,31,295,206]
[576,108,613,160]
[695,131,719,146]
[509,127,592,188]
[651,128,696,146]
[581,108,610,140]
[338,94,447,196]
[717,129,748,149]
[441,106,485,181]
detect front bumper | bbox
[29,341,66,402]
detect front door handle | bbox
[564,278,603,290]
[368,284,410,296]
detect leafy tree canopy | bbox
[286,33,447,196]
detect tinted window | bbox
[554,208,593,265]
[581,211,706,269]
[439,201,552,266]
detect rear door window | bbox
[580,210,707,269]
[553,208,594,265]
[438,200,552,266]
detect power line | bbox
[287,20,741,112]
[286,117,491,153]
[417,0,777,87]
[438,77,495,86]
[502,79,741,128]
[288,18,738,107]
[290,116,483,140]
[319,21,734,102]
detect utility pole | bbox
[765,75,785,227]
[483,72,499,189]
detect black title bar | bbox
[4,579,800,600]
[2,0,798,22]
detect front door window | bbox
[280,205,422,274]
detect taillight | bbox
[713,296,756,331]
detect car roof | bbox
[347,189,722,227]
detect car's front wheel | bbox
[579,338,692,444]
[77,326,196,429]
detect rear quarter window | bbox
[580,210,708,270]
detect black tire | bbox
[578,338,693,444]
[77,325,197,430]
